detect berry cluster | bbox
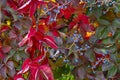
[50,5,67,22]
[102,58,110,64]
[67,31,91,55]
[92,53,111,71]
[44,1,71,22]
[87,0,116,12]
[88,0,116,7]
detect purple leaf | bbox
[6,61,14,70]
[2,46,11,53]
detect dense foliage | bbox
[0,0,120,80]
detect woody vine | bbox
[0,0,120,80]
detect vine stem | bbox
[67,36,79,57]
[42,0,73,15]
[36,5,42,31]
[35,0,73,31]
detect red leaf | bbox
[19,0,24,5]
[69,21,76,29]
[43,36,58,49]
[18,34,28,47]
[29,68,39,80]
[39,64,54,80]
[38,25,46,33]
[77,13,89,24]
[18,59,31,74]
[34,31,44,41]
[52,30,59,37]
[14,74,24,80]
[27,28,36,38]
[17,0,31,12]
[60,7,75,19]
[29,3,37,17]
[40,57,48,65]
[36,0,47,5]
[7,0,18,10]
[30,62,39,68]
[18,28,36,47]
[33,47,45,62]
[0,49,4,58]
[27,39,33,47]
[0,25,10,33]
[25,47,35,59]
[95,53,103,59]
[60,9,71,19]
[17,0,46,17]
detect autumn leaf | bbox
[15,57,54,80]
[39,64,54,80]
[60,7,75,19]
[7,0,18,10]
[43,36,58,49]
[14,74,24,80]
[0,49,4,58]
[17,0,47,17]
[0,25,10,34]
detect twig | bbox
[42,0,73,15]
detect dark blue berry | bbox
[109,2,113,7]
[53,9,60,13]
[76,46,79,49]
[47,12,51,15]
[74,58,79,63]
[43,8,47,11]
[75,39,79,42]
[73,34,77,37]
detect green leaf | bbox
[114,29,120,39]
[105,45,116,53]
[116,54,120,63]
[117,64,120,72]
[112,19,120,28]
[94,48,109,55]
[102,62,114,71]
[53,64,74,79]
[84,49,95,62]
[94,7,102,18]
[107,65,117,78]
[19,52,29,59]
[99,28,110,39]
[57,72,74,80]
[98,19,110,26]
[102,38,114,45]
[110,53,118,63]
[95,26,110,39]
[55,57,64,67]
[89,35,98,44]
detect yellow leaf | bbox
[51,0,56,3]
[93,21,99,28]
[85,31,95,38]
[6,20,11,26]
